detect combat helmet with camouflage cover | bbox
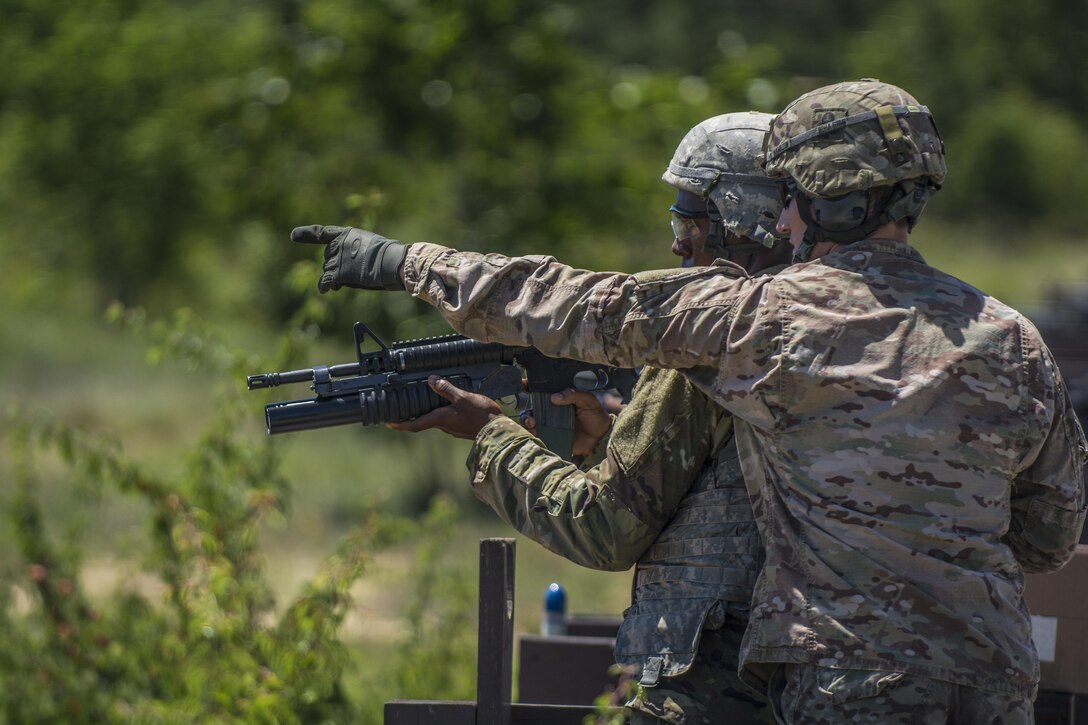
[762,79,946,259]
[662,111,785,261]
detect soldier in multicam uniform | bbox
[392,112,789,725]
[293,80,1087,723]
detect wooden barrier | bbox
[384,538,622,725]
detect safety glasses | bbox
[670,213,706,242]
[668,189,709,241]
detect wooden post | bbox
[476,538,515,725]
[385,538,612,724]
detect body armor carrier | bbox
[614,432,764,686]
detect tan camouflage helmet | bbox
[662,111,784,249]
[762,79,946,198]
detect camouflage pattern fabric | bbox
[766,663,1034,725]
[470,362,770,683]
[466,366,724,572]
[403,238,1088,698]
[617,434,764,683]
[762,79,946,199]
[467,321,769,713]
[469,365,770,688]
[627,611,773,725]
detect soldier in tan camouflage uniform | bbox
[293,80,1087,723]
[402,113,789,725]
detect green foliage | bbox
[1,305,349,723]
[0,308,483,723]
[4,0,1087,321]
[1,0,758,319]
[387,497,477,703]
[584,663,636,725]
[938,94,1088,229]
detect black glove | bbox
[291,225,408,293]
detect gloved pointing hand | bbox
[291,225,408,293]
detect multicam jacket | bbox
[403,238,1088,697]
[466,365,763,683]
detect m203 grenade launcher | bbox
[246,322,637,457]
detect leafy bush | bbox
[0,305,480,724]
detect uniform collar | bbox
[833,238,927,264]
[708,257,750,274]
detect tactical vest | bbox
[613,433,764,686]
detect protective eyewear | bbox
[669,189,709,241]
[670,212,706,242]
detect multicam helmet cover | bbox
[761,80,947,258]
[662,111,784,252]
[762,79,946,198]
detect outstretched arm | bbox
[402,242,749,377]
[289,225,749,379]
[291,224,776,425]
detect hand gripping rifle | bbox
[246,322,637,457]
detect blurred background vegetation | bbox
[2,0,1087,722]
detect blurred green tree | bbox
[1,0,1087,322]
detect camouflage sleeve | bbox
[466,367,725,571]
[1007,338,1088,573]
[402,242,751,376]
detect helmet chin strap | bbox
[791,194,885,263]
[791,228,821,263]
[791,181,935,263]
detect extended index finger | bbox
[291,225,345,244]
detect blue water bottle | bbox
[542,582,567,636]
